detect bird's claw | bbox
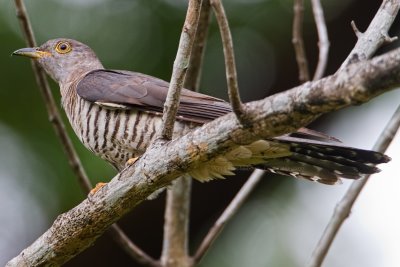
[126,157,139,167]
[89,182,107,196]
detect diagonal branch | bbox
[13,1,158,266]
[308,1,400,265]
[6,46,400,266]
[339,0,400,69]
[158,0,202,140]
[292,0,310,82]
[193,169,265,264]
[311,0,330,80]
[211,0,246,123]
[308,105,400,267]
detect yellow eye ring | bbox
[55,41,72,54]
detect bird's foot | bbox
[125,157,139,167]
[89,182,107,195]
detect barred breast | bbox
[62,86,196,170]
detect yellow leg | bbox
[89,182,107,195]
[126,157,139,166]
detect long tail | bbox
[189,135,390,185]
[259,136,390,185]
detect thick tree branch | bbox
[13,0,156,266]
[308,105,400,267]
[193,169,265,264]
[292,0,310,82]
[311,0,330,80]
[6,46,400,266]
[211,0,246,123]
[339,0,400,69]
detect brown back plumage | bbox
[77,69,232,123]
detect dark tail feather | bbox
[258,136,390,185]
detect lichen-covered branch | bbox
[339,0,400,69]
[6,45,400,266]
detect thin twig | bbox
[210,0,246,124]
[13,1,158,266]
[14,0,92,193]
[308,105,400,267]
[311,0,329,80]
[162,177,193,267]
[162,2,212,266]
[161,3,212,265]
[292,0,310,82]
[185,0,212,92]
[339,0,400,69]
[159,1,202,267]
[158,0,203,140]
[309,1,400,265]
[193,169,265,263]
[109,225,161,267]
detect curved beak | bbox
[12,47,51,59]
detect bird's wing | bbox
[76,69,232,123]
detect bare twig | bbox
[13,1,157,266]
[308,105,400,267]
[109,225,161,267]
[161,3,212,265]
[162,2,212,266]
[339,0,400,69]
[193,169,265,263]
[6,46,400,266]
[159,1,202,267]
[159,0,202,140]
[292,0,310,82]
[311,0,330,80]
[191,3,264,257]
[308,2,400,265]
[13,0,92,194]
[210,0,246,123]
[185,0,212,92]
[161,176,193,267]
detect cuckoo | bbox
[13,38,390,185]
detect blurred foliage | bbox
[0,0,399,266]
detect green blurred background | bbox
[1,0,399,266]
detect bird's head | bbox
[13,38,103,84]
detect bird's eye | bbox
[55,41,72,54]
